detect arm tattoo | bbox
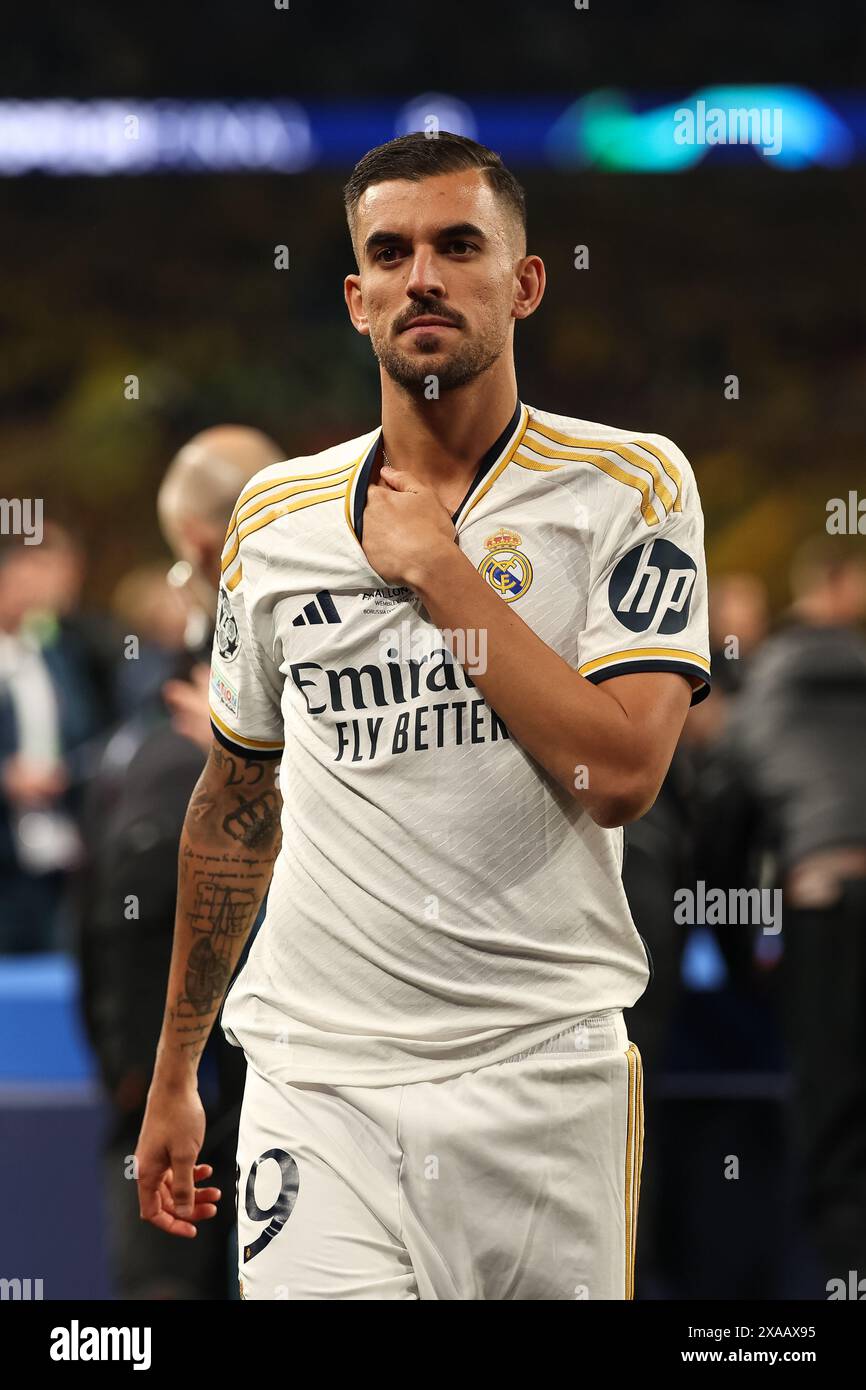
[223,790,280,847]
[168,746,282,1056]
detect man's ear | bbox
[344,274,370,337]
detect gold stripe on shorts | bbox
[624,1043,645,1298]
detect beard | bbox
[371,321,508,394]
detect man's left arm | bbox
[410,543,693,827]
[365,447,710,829]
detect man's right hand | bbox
[135,1082,221,1238]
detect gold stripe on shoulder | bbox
[221,486,347,573]
[530,431,676,517]
[222,472,352,571]
[226,459,357,544]
[225,562,242,591]
[527,423,679,520]
[634,439,683,511]
[531,440,661,527]
[513,450,563,472]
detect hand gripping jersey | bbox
[209,400,711,1085]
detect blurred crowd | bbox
[625,535,866,1298]
[0,426,284,1299]
[1,432,865,1300]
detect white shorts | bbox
[235,1010,644,1300]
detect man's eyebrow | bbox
[363,223,488,256]
[363,230,403,255]
[437,222,487,242]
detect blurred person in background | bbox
[703,537,866,1290]
[110,563,191,716]
[689,572,771,981]
[707,572,770,695]
[77,425,284,1298]
[37,522,121,731]
[624,570,769,1295]
[0,526,113,952]
[688,571,770,748]
[622,745,696,1298]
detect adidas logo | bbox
[292,590,341,626]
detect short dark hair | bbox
[343,131,527,262]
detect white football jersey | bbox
[209,400,711,1085]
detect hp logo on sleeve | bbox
[609,539,697,634]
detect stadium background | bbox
[1,0,864,1300]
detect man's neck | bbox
[378,369,519,502]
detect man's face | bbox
[344,169,526,393]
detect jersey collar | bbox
[347,398,528,545]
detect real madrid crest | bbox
[477,528,533,603]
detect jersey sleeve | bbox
[576,434,711,705]
[208,577,285,760]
